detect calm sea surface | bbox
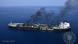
[0,6,78,44]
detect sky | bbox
[0,0,67,7]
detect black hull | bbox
[53,28,71,32]
[9,26,70,32]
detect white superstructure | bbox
[53,22,70,29]
[59,22,70,29]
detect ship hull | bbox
[53,28,71,32]
[8,22,71,32]
[9,26,70,32]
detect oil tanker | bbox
[8,22,71,32]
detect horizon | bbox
[0,0,67,7]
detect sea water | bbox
[0,6,78,44]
